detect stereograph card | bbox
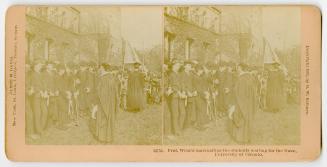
[5,5,321,161]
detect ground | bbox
[27,104,162,145]
[27,104,300,145]
[164,104,300,145]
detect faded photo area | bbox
[25,6,163,145]
[163,6,301,145]
[24,5,301,146]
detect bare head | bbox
[184,62,193,73]
[172,62,181,72]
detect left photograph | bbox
[25,6,163,145]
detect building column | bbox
[25,32,35,63]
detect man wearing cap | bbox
[202,65,214,125]
[63,63,76,124]
[163,63,172,137]
[181,61,197,129]
[71,62,81,125]
[217,65,227,117]
[228,63,256,144]
[55,63,71,129]
[126,62,146,112]
[265,63,286,112]
[92,63,120,143]
[45,62,59,127]
[84,62,97,115]
[223,66,236,117]
[76,61,89,116]
[211,65,220,119]
[26,63,38,139]
[30,61,48,135]
[167,60,183,135]
[193,65,210,129]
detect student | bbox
[228,64,256,144]
[93,64,120,143]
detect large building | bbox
[26,6,122,65]
[164,6,222,64]
[164,6,263,65]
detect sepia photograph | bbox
[163,6,301,145]
[4,4,322,162]
[25,5,302,146]
[24,6,163,145]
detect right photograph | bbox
[163,6,301,145]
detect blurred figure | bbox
[26,63,38,139]
[182,61,197,129]
[163,63,173,137]
[85,62,98,114]
[126,62,146,112]
[216,65,227,117]
[55,63,71,129]
[92,64,120,143]
[265,63,286,112]
[46,62,59,127]
[77,61,89,116]
[166,61,184,135]
[30,61,48,135]
[223,66,236,116]
[194,65,210,129]
[228,64,256,144]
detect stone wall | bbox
[26,15,81,63]
[164,14,247,65]
[26,15,122,64]
[164,14,220,64]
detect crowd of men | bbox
[163,60,299,144]
[25,58,298,144]
[25,60,161,143]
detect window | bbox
[41,7,48,20]
[44,39,52,60]
[26,33,34,62]
[44,40,49,60]
[182,7,189,20]
[60,11,66,27]
[203,42,210,50]
[48,7,58,25]
[216,16,221,33]
[165,32,175,61]
[199,11,206,27]
[185,38,193,60]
